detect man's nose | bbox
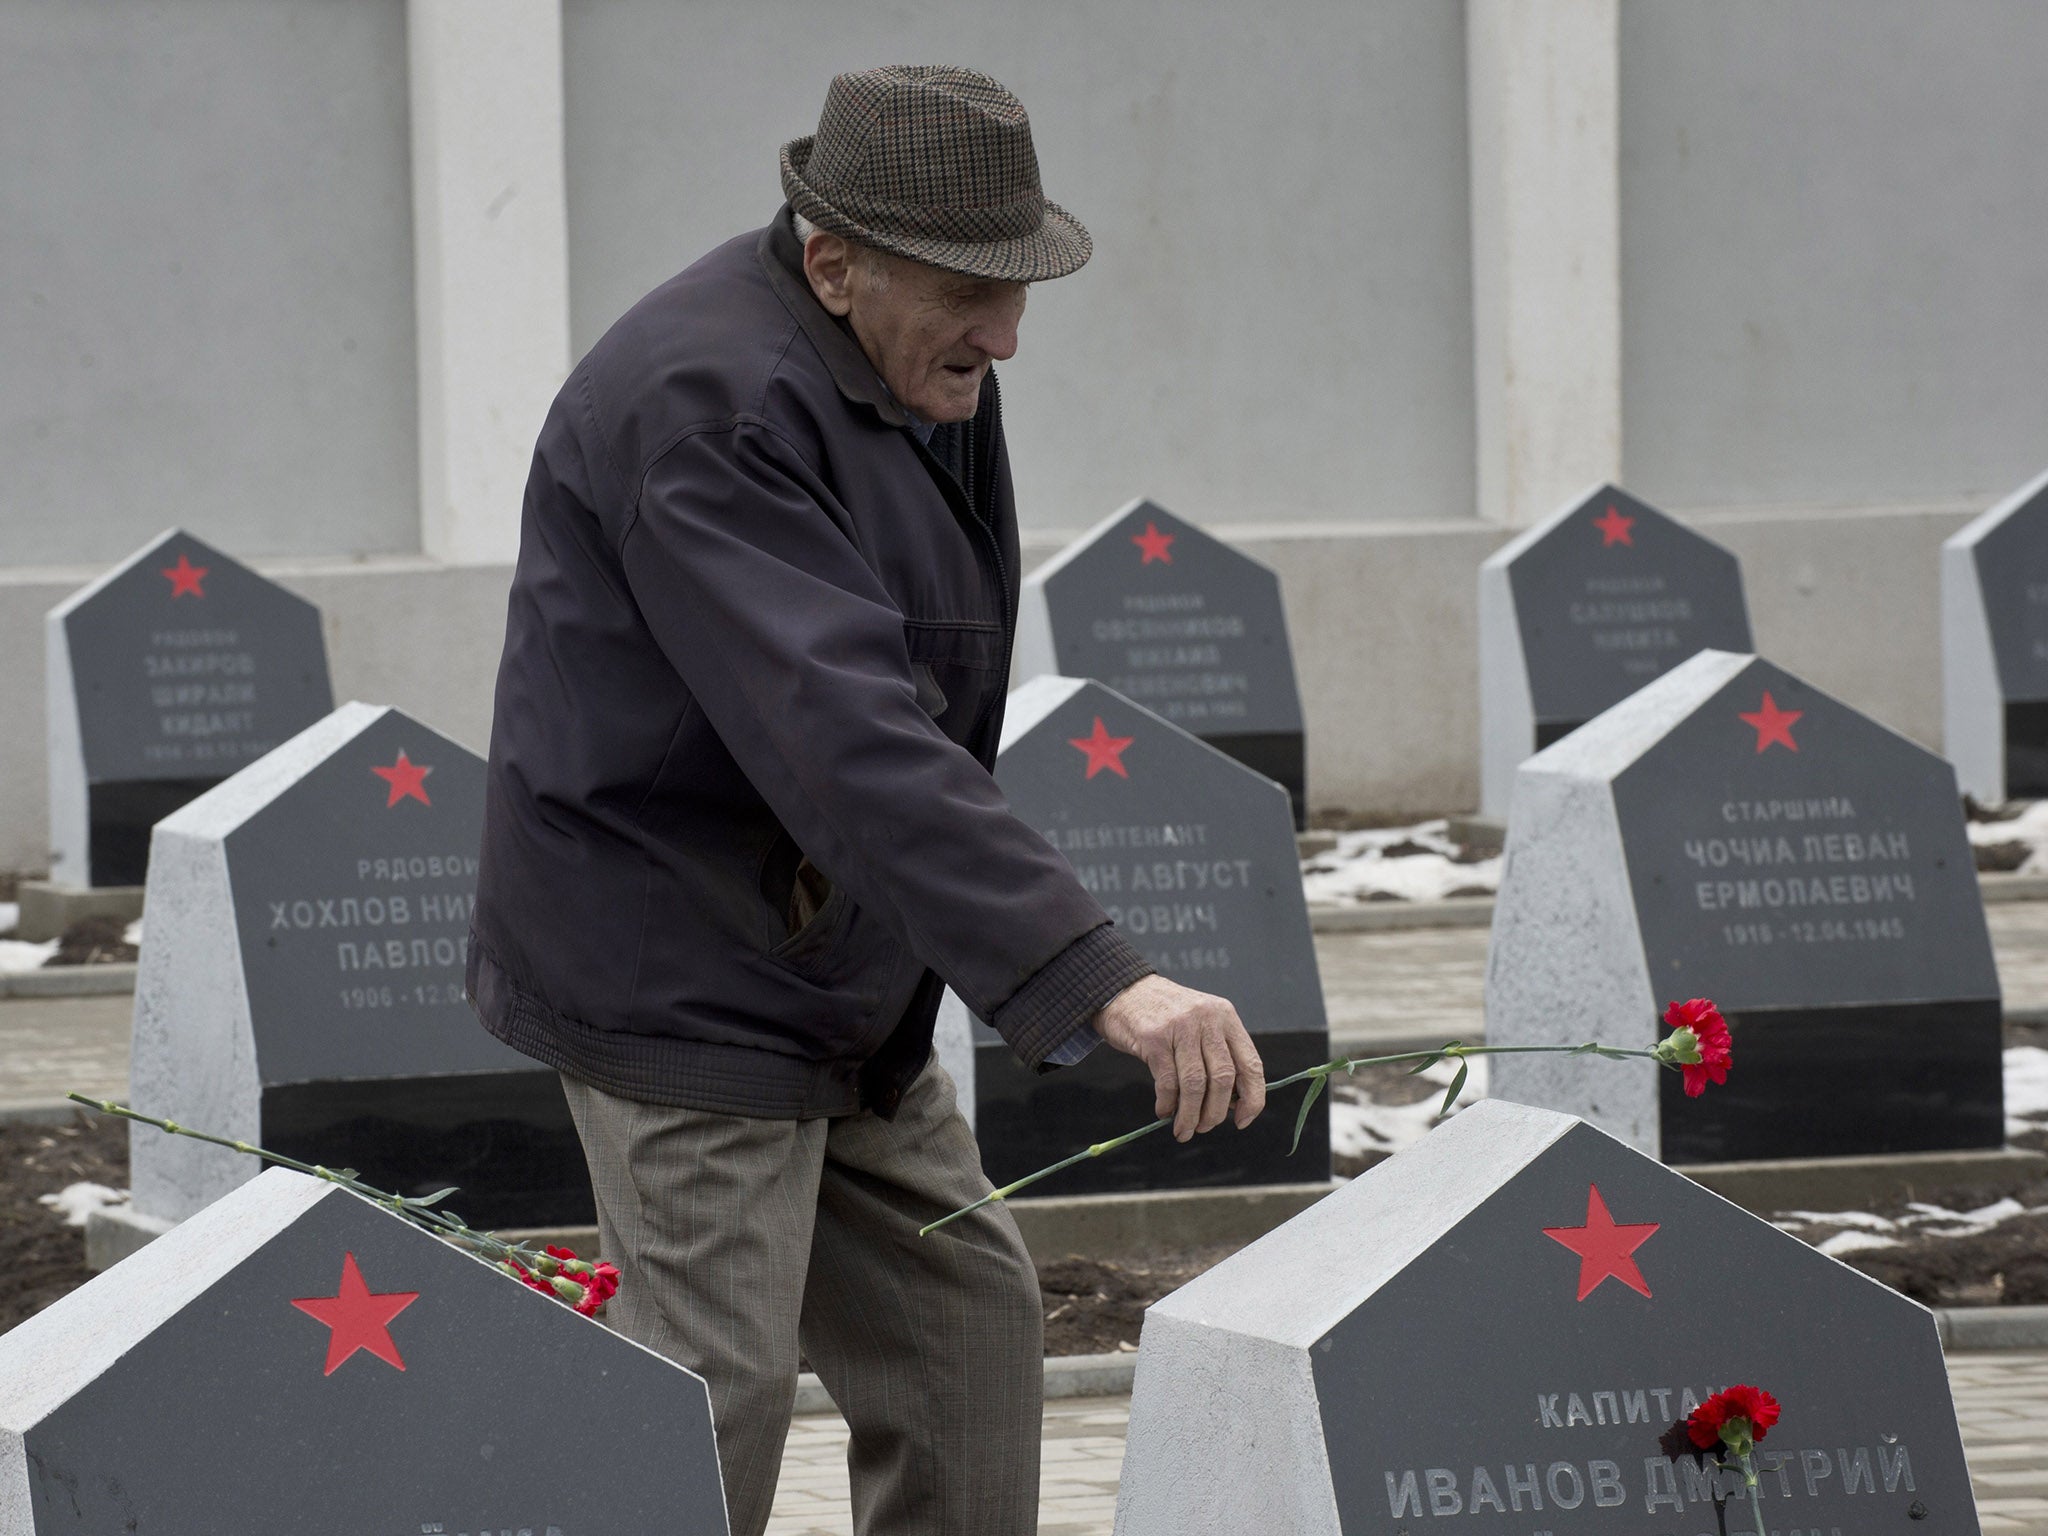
[966,301,1022,362]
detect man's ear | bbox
[804,232,856,317]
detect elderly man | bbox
[469,66,1265,1533]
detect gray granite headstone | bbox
[46,527,334,887]
[1487,649,2001,1164]
[1113,1098,1976,1536]
[1480,485,1752,817]
[0,1167,728,1534]
[131,701,591,1231]
[1016,498,1308,825]
[1943,465,2048,803]
[935,675,1328,1193]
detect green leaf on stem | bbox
[1440,1060,1469,1117]
[1406,1046,1450,1077]
[1290,1073,1328,1156]
[409,1187,461,1207]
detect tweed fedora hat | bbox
[780,65,1091,283]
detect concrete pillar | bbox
[1466,0,1622,528]
[407,0,570,565]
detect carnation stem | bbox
[64,1093,550,1272]
[1741,1455,1767,1536]
[918,1038,1673,1237]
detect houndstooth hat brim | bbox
[779,66,1092,283]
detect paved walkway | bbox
[8,901,2048,1112]
[766,1351,2048,1535]
[1954,1350,2048,1534]
[766,1396,1128,1536]
[0,991,127,1115]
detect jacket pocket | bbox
[768,872,849,971]
[764,875,905,1013]
[785,854,832,935]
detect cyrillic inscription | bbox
[1380,1442,1912,1520]
[1042,821,1267,970]
[1094,593,1252,723]
[140,627,274,766]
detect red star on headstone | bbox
[1592,506,1635,548]
[160,553,209,599]
[1130,521,1176,565]
[1541,1184,1660,1301]
[371,750,433,807]
[290,1252,419,1376]
[1739,691,1802,754]
[1069,716,1135,779]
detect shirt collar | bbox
[896,397,938,444]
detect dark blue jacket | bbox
[468,209,1150,1118]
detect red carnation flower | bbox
[1663,998,1733,1097]
[1687,1384,1781,1451]
[501,1246,618,1315]
[568,1262,621,1315]
[501,1258,557,1299]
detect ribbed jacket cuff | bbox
[993,923,1154,1068]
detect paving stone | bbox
[0,992,128,1114]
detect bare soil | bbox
[0,1113,125,1334]
[1976,839,2032,872]
[1037,1244,1245,1356]
[1842,1209,2048,1307]
[46,913,139,966]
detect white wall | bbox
[559,0,1478,532]
[6,1,2048,871]
[0,0,420,566]
[1619,0,2048,512]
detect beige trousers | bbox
[559,1058,1044,1536]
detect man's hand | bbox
[1092,976,1267,1142]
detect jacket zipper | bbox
[977,372,1016,739]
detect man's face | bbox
[805,234,1027,423]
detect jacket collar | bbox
[758,206,913,429]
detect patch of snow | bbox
[37,1182,129,1227]
[0,900,17,936]
[1303,819,1502,905]
[1908,1197,2024,1225]
[1774,1209,1898,1233]
[1776,1192,2048,1250]
[0,937,59,973]
[2006,1046,2048,1135]
[1329,1056,1489,1158]
[1894,1197,2046,1239]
